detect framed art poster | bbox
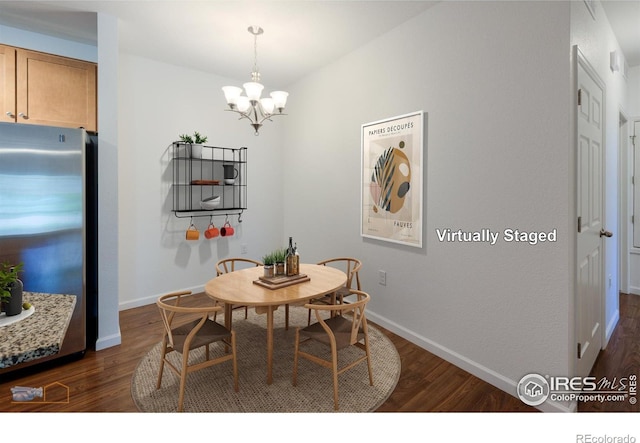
[361,111,424,248]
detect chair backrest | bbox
[156,291,222,350]
[306,290,370,347]
[317,257,362,291]
[216,258,263,276]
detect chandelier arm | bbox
[251,103,262,125]
[257,111,288,125]
[225,109,254,123]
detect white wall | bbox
[95,13,121,350]
[629,66,640,116]
[116,54,286,309]
[283,1,572,411]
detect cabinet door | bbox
[0,45,16,123]
[16,49,97,131]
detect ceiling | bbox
[0,1,437,88]
[600,0,640,68]
[0,0,638,89]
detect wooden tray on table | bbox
[253,273,310,289]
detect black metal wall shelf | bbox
[171,142,247,219]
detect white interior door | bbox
[576,50,605,379]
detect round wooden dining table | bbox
[204,263,347,384]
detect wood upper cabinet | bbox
[0,45,97,132]
[0,45,16,123]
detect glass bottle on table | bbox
[286,237,298,276]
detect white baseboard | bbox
[95,331,122,350]
[629,286,640,296]
[365,309,575,413]
[604,309,620,347]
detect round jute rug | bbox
[131,305,400,412]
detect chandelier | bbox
[222,26,289,135]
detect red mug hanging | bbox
[220,221,234,237]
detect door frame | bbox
[571,45,607,378]
[622,116,640,295]
[618,110,629,295]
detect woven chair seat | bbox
[171,319,232,353]
[300,315,364,350]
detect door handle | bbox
[6,111,15,118]
[600,229,613,238]
[18,112,29,120]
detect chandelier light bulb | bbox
[236,96,251,113]
[260,97,275,115]
[222,86,243,108]
[270,91,289,112]
[243,82,264,101]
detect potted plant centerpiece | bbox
[262,252,275,278]
[178,131,208,159]
[273,248,286,276]
[0,262,24,317]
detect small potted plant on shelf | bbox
[0,262,24,317]
[262,253,275,278]
[273,248,286,276]
[178,131,208,159]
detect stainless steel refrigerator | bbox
[0,122,97,375]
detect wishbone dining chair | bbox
[293,289,373,410]
[156,290,238,412]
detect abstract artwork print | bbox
[361,111,424,247]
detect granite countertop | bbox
[0,292,76,369]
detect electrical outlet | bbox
[378,270,386,286]
[241,244,248,255]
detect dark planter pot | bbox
[4,279,23,316]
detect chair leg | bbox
[244,306,248,319]
[331,345,339,410]
[231,330,239,392]
[364,333,374,386]
[177,353,189,412]
[156,341,168,389]
[292,328,300,386]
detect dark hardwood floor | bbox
[577,292,640,412]
[1,293,638,413]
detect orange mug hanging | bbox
[205,222,219,239]
[186,221,200,240]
